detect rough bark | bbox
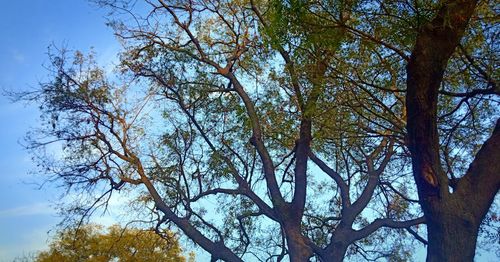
[286,228,314,262]
[425,200,479,261]
[283,119,314,261]
[321,224,352,262]
[406,0,500,261]
[326,241,349,262]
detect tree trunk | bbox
[404,1,500,261]
[425,200,479,262]
[319,226,351,262]
[326,242,349,262]
[281,210,313,262]
[286,230,313,262]
[416,120,500,262]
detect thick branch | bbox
[406,227,428,245]
[290,119,311,219]
[353,217,426,241]
[134,156,243,262]
[456,118,500,219]
[226,74,284,208]
[190,188,241,202]
[347,138,394,222]
[309,152,350,210]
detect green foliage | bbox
[265,0,346,51]
[35,224,190,262]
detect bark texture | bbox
[406,0,500,261]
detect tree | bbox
[35,224,191,262]
[17,0,427,261]
[17,0,498,261]
[283,0,499,260]
[404,0,499,260]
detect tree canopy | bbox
[17,0,498,261]
[35,224,190,262]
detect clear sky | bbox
[0,1,118,260]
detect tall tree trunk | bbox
[406,0,499,261]
[418,121,500,261]
[425,199,479,261]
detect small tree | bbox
[36,224,190,262]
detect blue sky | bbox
[0,1,118,260]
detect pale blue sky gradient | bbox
[0,1,118,260]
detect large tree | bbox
[290,0,499,260]
[17,0,498,261]
[405,0,499,260]
[18,0,427,261]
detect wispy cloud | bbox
[0,202,55,218]
[96,45,120,75]
[12,49,26,63]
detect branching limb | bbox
[353,217,426,241]
[309,152,350,209]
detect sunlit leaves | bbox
[36,224,189,262]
